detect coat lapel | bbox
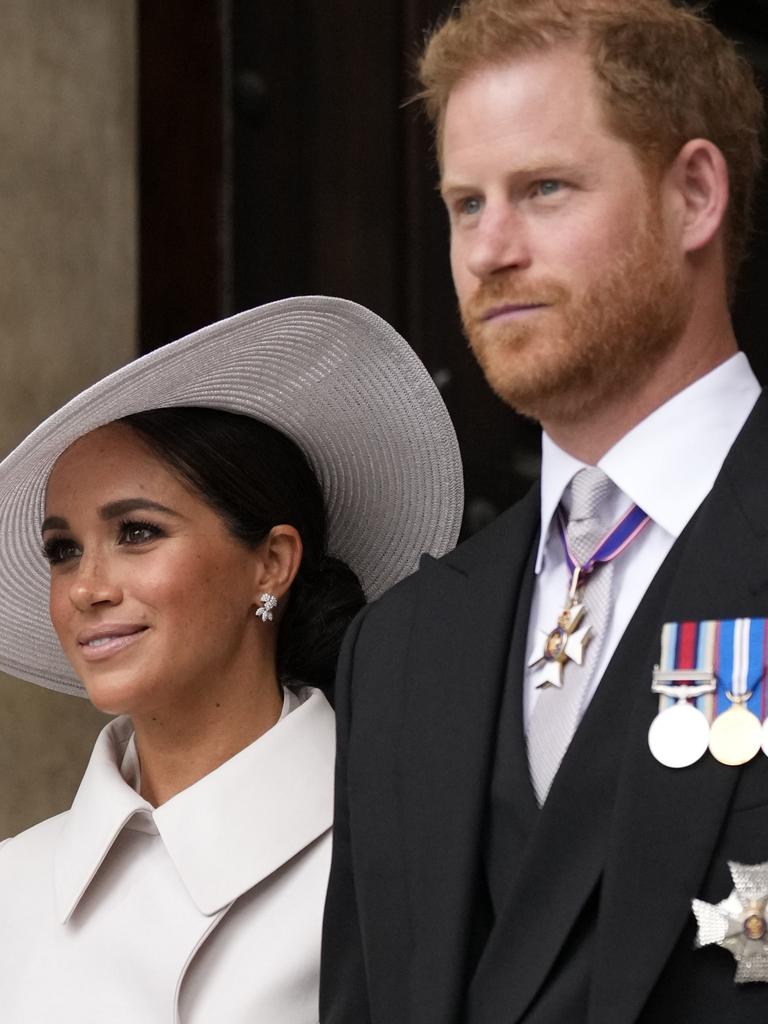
[591,392,768,1022]
[396,487,540,1024]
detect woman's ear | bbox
[252,525,303,604]
[667,138,729,256]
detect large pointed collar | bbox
[54,714,148,922]
[55,686,335,922]
[536,352,760,571]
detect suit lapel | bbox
[497,542,541,829]
[591,392,768,1022]
[464,530,689,1022]
[396,488,540,1024]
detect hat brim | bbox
[0,296,463,696]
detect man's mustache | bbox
[462,279,570,324]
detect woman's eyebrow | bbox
[41,498,180,535]
[99,498,180,520]
[41,515,68,534]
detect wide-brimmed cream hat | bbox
[0,296,463,696]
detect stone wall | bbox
[0,0,137,837]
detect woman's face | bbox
[43,423,267,717]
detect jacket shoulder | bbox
[439,487,539,570]
[367,486,539,615]
[351,486,539,647]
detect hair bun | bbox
[277,554,365,693]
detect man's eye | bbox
[119,520,163,545]
[536,180,563,197]
[42,538,80,565]
[458,196,483,217]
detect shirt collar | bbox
[536,353,760,573]
[55,686,335,922]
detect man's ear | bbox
[667,138,729,255]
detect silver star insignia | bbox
[527,602,591,689]
[693,861,768,983]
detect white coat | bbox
[0,686,334,1022]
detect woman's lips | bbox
[77,626,148,662]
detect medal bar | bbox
[648,618,768,768]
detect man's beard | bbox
[459,209,693,426]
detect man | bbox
[321,1,768,1021]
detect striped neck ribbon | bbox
[556,502,651,578]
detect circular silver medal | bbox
[761,717,768,759]
[709,703,762,766]
[648,702,710,768]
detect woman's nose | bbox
[68,556,122,611]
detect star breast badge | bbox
[693,861,768,983]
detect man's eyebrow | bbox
[41,498,180,535]
[440,163,578,198]
[439,179,474,200]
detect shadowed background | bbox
[0,1,134,837]
[1,0,766,837]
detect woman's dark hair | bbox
[119,406,365,691]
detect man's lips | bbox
[480,302,550,322]
[76,624,149,661]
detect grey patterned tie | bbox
[527,467,617,805]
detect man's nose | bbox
[68,555,122,611]
[465,205,532,280]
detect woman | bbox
[0,296,463,1022]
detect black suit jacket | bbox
[321,394,768,1023]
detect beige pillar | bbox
[0,0,137,837]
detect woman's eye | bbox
[42,538,81,565]
[119,520,163,545]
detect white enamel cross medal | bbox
[528,568,592,689]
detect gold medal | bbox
[709,692,762,766]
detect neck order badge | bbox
[648,619,768,768]
[528,503,650,688]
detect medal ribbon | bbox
[657,619,767,719]
[556,501,651,577]
[715,618,766,716]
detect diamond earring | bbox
[255,592,278,622]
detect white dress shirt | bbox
[524,353,761,731]
[0,685,335,1023]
